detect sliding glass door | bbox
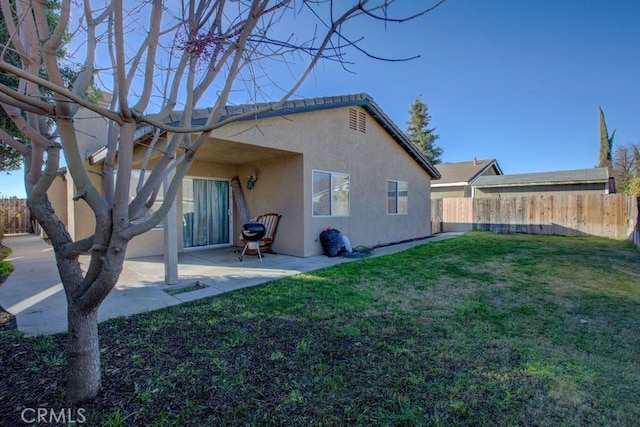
[182,178,231,248]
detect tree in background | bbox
[0,0,446,403]
[0,4,24,172]
[406,94,443,164]
[612,143,640,195]
[0,131,22,171]
[622,176,640,195]
[0,0,80,172]
[598,106,616,171]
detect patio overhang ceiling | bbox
[187,137,297,165]
[129,135,297,168]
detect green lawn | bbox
[1,232,639,426]
[0,244,13,284]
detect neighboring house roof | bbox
[125,93,440,179]
[432,159,502,186]
[472,168,610,188]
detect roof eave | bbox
[431,181,469,187]
[468,160,502,184]
[473,179,609,188]
[357,97,441,179]
[91,93,441,179]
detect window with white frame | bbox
[387,180,408,214]
[313,170,350,217]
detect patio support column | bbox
[66,171,76,240]
[164,171,179,285]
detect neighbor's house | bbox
[471,168,614,198]
[49,93,440,259]
[431,158,503,198]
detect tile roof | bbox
[136,93,440,179]
[473,168,609,187]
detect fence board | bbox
[432,194,638,241]
[443,197,472,232]
[431,198,443,234]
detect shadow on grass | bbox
[1,232,639,426]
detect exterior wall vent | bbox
[358,111,366,133]
[348,108,366,133]
[349,108,357,130]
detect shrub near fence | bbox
[0,198,38,235]
[432,194,639,243]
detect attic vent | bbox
[349,109,357,130]
[348,108,366,133]
[358,111,366,133]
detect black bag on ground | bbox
[319,228,345,257]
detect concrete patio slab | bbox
[0,232,462,336]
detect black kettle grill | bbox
[239,222,266,262]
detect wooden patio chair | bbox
[241,212,282,255]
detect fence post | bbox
[635,196,640,248]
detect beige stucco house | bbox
[50,93,440,260]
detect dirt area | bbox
[0,307,17,331]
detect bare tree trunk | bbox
[27,196,105,403]
[66,304,100,404]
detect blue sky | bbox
[2,0,639,197]
[290,0,640,173]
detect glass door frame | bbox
[181,176,233,251]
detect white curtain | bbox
[183,179,229,248]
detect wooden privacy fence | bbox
[0,198,39,235]
[432,194,639,242]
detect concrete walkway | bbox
[0,232,461,336]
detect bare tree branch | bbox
[131,0,163,113]
[0,127,29,155]
[0,89,54,115]
[360,0,447,22]
[0,60,122,122]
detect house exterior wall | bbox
[73,98,110,242]
[54,103,433,259]
[49,175,90,241]
[481,167,500,177]
[48,175,69,233]
[73,176,101,240]
[233,155,304,256]
[474,183,607,198]
[214,106,433,257]
[47,104,108,243]
[431,185,469,198]
[142,154,303,258]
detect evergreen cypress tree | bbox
[598,106,616,171]
[406,95,443,164]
